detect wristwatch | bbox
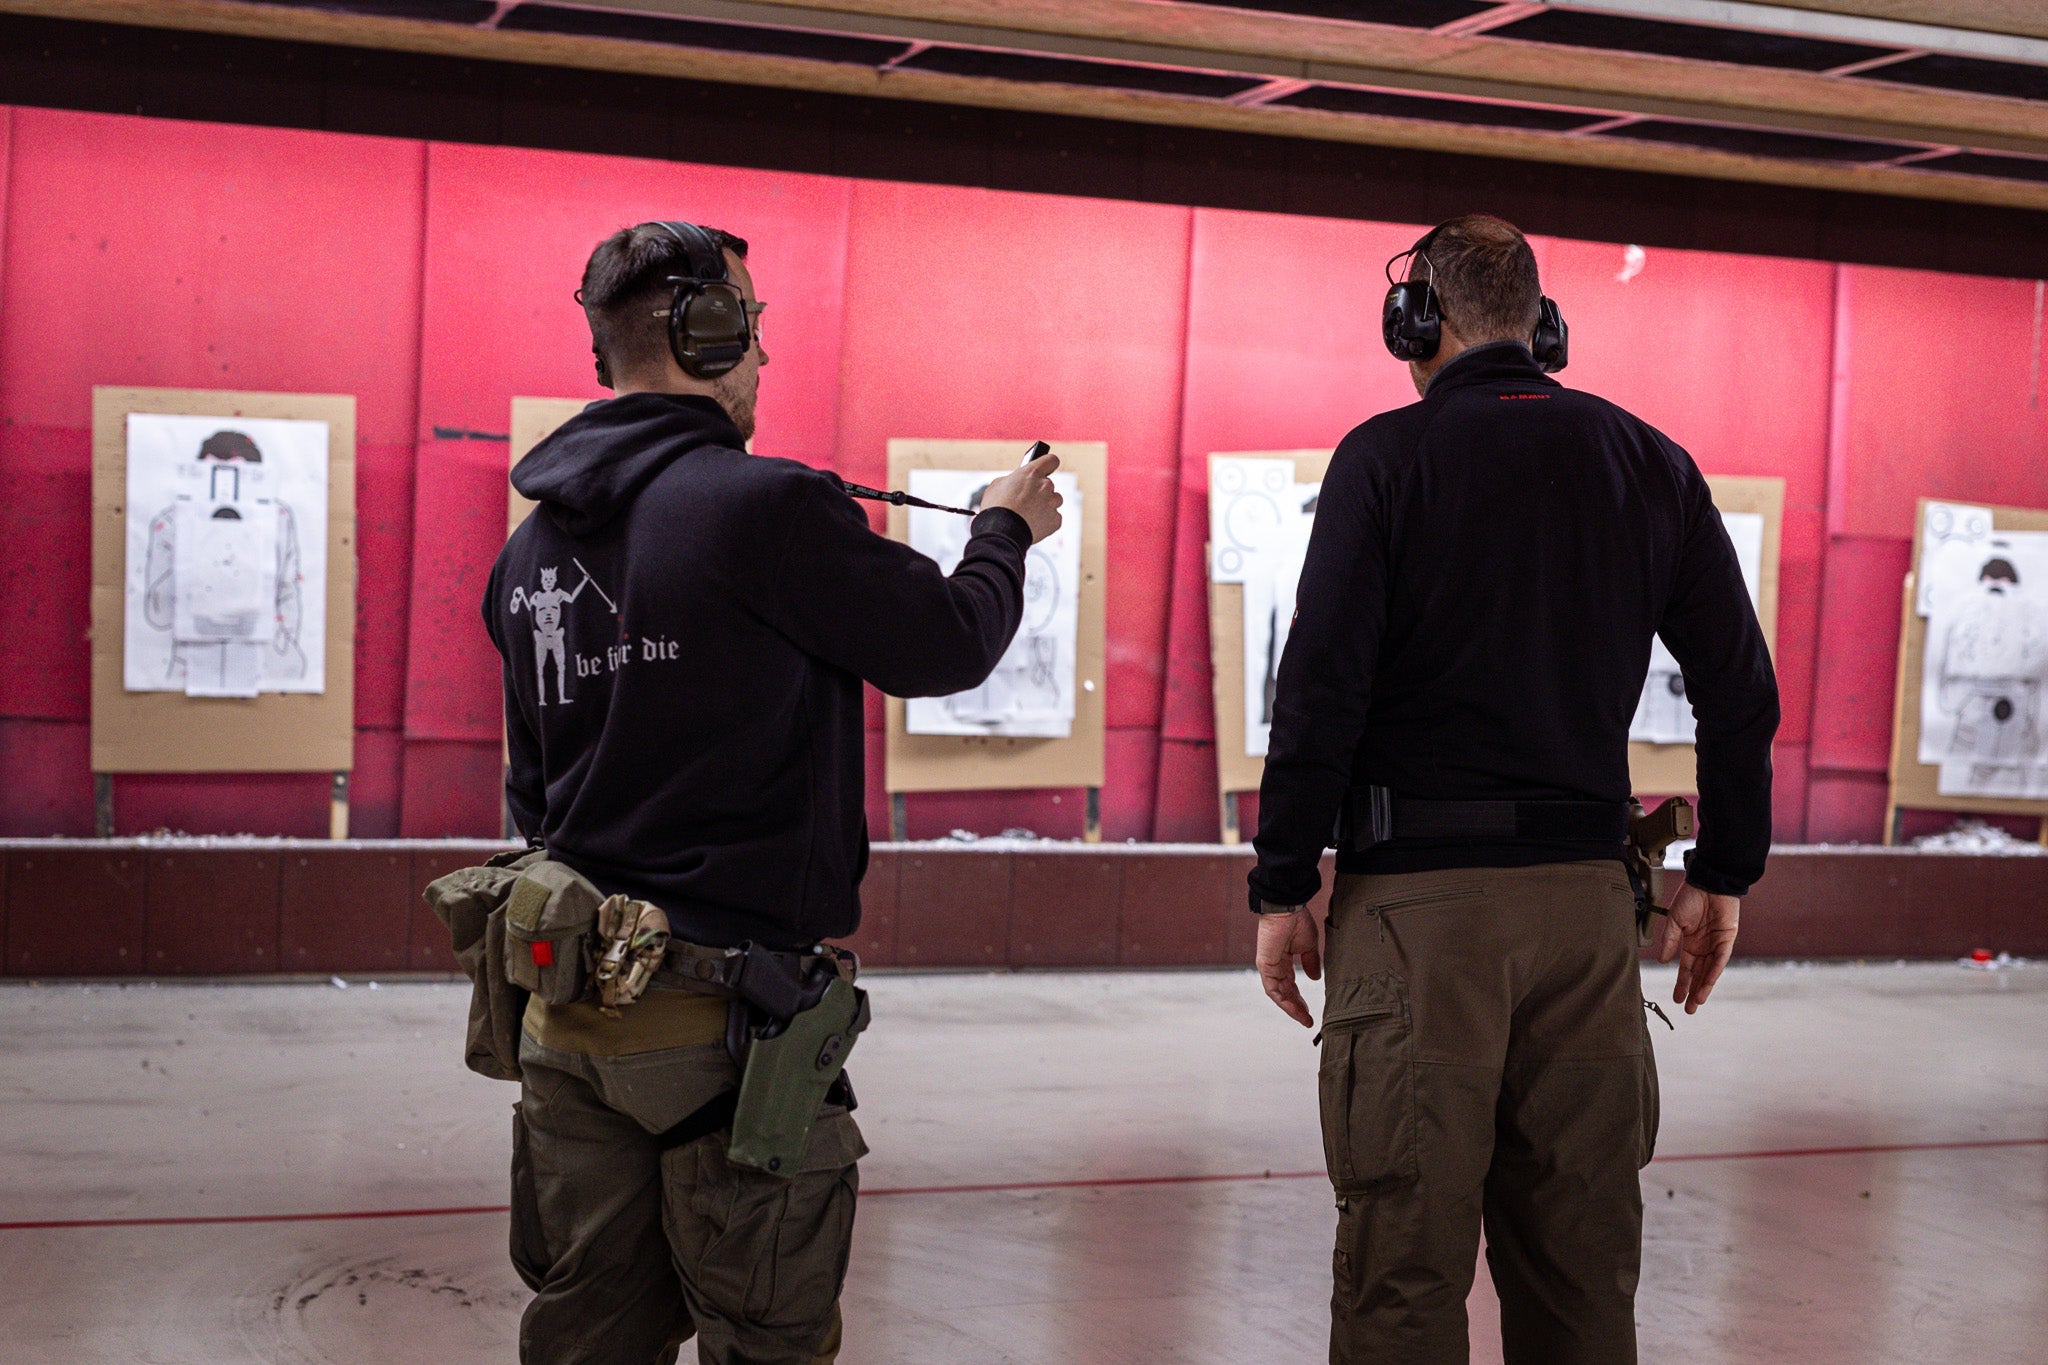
[1248,888,1306,916]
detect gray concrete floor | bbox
[0,961,2042,1363]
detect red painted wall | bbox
[1,108,2040,846]
[1805,266,2048,840]
[0,108,426,837]
[831,181,1192,843]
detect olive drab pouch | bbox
[592,894,671,1016]
[728,976,871,1178]
[502,859,606,1006]
[423,846,545,1082]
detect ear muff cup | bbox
[669,281,751,379]
[1382,279,1441,362]
[652,220,754,380]
[1531,295,1570,374]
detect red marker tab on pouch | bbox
[530,940,555,969]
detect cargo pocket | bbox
[503,860,605,1006]
[508,1102,550,1292]
[665,1108,864,1338]
[1318,972,1418,1194]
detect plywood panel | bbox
[90,387,357,774]
[1885,499,2048,831]
[883,439,1108,794]
[508,396,587,536]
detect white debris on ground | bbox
[1959,951,2033,971]
[1912,819,2048,854]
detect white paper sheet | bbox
[1241,482,1319,759]
[180,642,265,699]
[904,470,1081,738]
[124,413,328,696]
[1917,510,2048,793]
[1208,458,1297,584]
[1916,501,1996,618]
[1630,510,1766,745]
[172,501,276,644]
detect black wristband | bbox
[1248,887,1305,916]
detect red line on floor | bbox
[4,1136,2042,1231]
[1649,1136,2048,1164]
[0,1205,510,1232]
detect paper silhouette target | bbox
[905,469,1082,738]
[1629,511,1765,745]
[124,414,328,698]
[1915,503,2048,799]
[1210,456,1320,757]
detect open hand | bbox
[979,451,1064,543]
[1256,907,1322,1028]
[1659,882,1740,1014]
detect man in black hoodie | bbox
[485,221,1062,1365]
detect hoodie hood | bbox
[511,392,745,536]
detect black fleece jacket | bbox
[485,393,1030,948]
[1251,343,1780,906]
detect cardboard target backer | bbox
[91,387,356,773]
[1886,498,2048,835]
[884,439,1108,794]
[1628,476,1785,794]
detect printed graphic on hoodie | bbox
[510,559,617,705]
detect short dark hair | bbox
[580,222,748,375]
[1981,557,2020,584]
[1409,214,1541,346]
[198,430,261,462]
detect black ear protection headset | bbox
[586,220,755,389]
[1382,224,1569,374]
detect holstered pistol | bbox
[1624,797,1696,947]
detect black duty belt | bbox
[1337,785,1628,854]
[651,940,852,1007]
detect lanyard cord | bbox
[836,478,976,517]
[832,443,1047,518]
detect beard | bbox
[713,368,758,443]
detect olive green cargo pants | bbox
[511,1015,866,1365]
[1319,861,1658,1365]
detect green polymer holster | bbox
[719,944,871,1177]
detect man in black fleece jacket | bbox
[484,222,1061,1365]
[1251,217,1778,1363]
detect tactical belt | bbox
[1338,784,1628,854]
[651,940,848,1005]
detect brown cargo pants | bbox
[510,995,866,1365]
[1319,861,1658,1365]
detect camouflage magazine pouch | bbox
[423,846,545,1082]
[503,859,607,1006]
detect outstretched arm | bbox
[754,462,1058,698]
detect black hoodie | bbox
[485,393,1031,948]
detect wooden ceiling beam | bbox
[5,0,2046,210]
